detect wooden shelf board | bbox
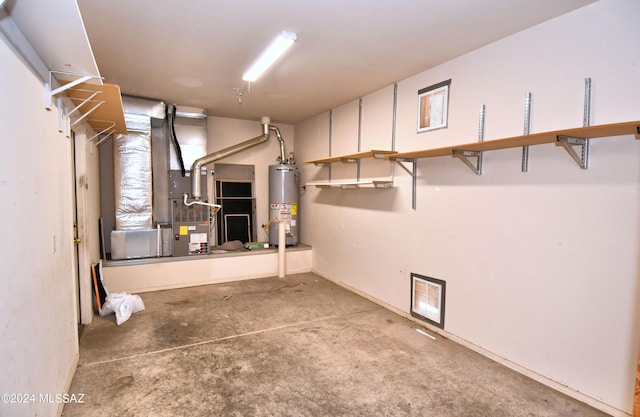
[306,179,394,189]
[305,149,397,164]
[390,121,640,161]
[64,82,127,134]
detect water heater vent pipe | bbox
[189,117,272,200]
[269,124,286,163]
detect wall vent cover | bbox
[410,273,446,329]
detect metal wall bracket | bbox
[67,91,100,117]
[393,159,417,210]
[372,151,392,159]
[452,149,483,175]
[94,132,114,147]
[45,70,102,110]
[88,120,117,142]
[452,104,485,175]
[45,70,109,140]
[394,159,414,176]
[556,135,589,169]
[70,99,106,127]
[56,96,69,136]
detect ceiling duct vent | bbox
[175,106,207,119]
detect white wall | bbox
[0,32,79,416]
[104,248,312,294]
[295,0,640,415]
[207,116,294,242]
[74,125,103,325]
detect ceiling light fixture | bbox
[242,31,297,83]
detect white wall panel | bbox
[361,84,395,151]
[295,0,640,414]
[0,33,79,417]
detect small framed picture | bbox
[410,273,446,328]
[417,79,451,133]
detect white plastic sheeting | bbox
[100,292,145,325]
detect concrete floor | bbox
[63,272,608,417]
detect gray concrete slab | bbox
[63,273,608,417]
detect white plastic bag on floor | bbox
[100,292,145,325]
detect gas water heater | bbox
[269,163,298,247]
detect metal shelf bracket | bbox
[45,70,106,140]
[88,120,117,143]
[393,159,417,209]
[394,159,414,176]
[70,99,106,127]
[67,91,101,117]
[452,149,483,175]
[45,70,102,110]
[372,151,391,159]
[453,104,485,175]
[556,135,589,169]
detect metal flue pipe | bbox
[269,124,286,163]
[190,117,271,200]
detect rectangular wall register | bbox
[411,273,446,329]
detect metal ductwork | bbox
[190,117,272,200]
[106,110,296,259]
[121,95,166,122]
[109,97,176,259]
[110,111,161,260]
[113,114,153,230]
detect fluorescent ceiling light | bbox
[242,31,297,82]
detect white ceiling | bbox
[3,0,100,80]
[8,0,597,125]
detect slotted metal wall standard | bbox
[388,78,639,209]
